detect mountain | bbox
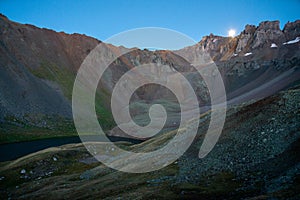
[0,14,300,199]
[1,14,299,141]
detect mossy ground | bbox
[0,142,259,199]
[0,119,76,144]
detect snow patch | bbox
[283,37,300,45]
[244,52,252,56]
[270,43,278,48]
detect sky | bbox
[1,0,299,47]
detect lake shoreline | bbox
[0,135,143,162]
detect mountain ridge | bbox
[0,13,300,200]
[0,14,299,141]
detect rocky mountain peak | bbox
[243,24,256,34]
[252,20,284,49]
[194,20,300,59]
[283,20,300,40]
[257,20,280,31]
[0,13,8,20]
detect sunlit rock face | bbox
[252,21,285,49]
[236,25,256,52]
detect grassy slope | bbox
[33,60,115,130]
[0,60,115,144]
[0,143,238,199]
[0,85,299,199]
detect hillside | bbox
[0,14,299,142]
[0,13,300,200]
[0,84,299,199]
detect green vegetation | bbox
[0,122,77,144]
[0,143,179,199]
[0,145,98,189]
[94,94,115,130]
[31,60,115,129]
[29,60,75,99]
[0,142,255,199]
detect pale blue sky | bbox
[1,0,299,45]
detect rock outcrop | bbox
[283,20,300,40]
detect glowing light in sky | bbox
[228,29,236,37]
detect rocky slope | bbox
[0,14,299,200]
[0,84,299,199]
[0,14,299,140]
[176,20,300,100]
[0,14,99,131]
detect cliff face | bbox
[0,14,299,133]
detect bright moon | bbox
[228,29,236,37]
